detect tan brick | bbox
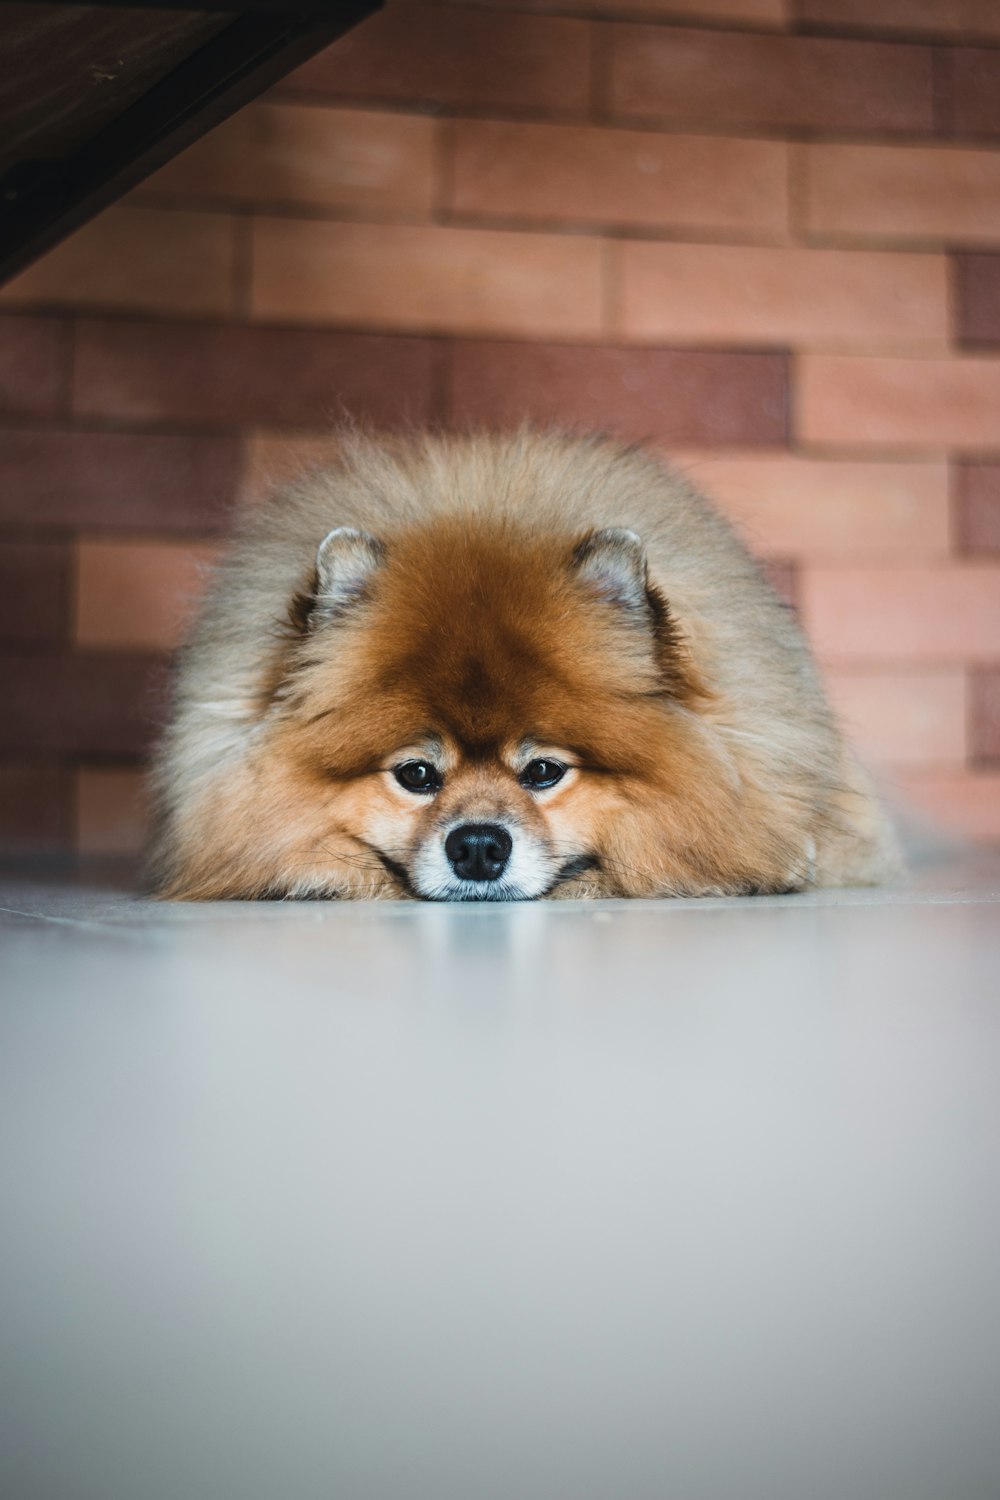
[798,354,1000,448]
[241,432,344,506]
[618,242,946,350]
[284,3,590,115]
[668,453,949,557]
[0,207,236,317]
[823,668,966,765]
[145,104,437,218]
[895,771,1000,840]
[803,143,1000,247]
[450,121,788,235]
[251,219,603,338]
[800,565,1000,661]
[610,25,931,134]
[77,768,149,857]
[75,540,219,652]
[800,1,1000,39]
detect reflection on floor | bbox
[1,851,999,1500]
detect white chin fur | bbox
[410,828,553,902]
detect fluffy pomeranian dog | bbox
[149,431,898,901]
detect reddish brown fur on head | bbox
[150,431,901,901]
[158,513,806,901]
[287,519,692,766]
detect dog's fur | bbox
[148,431,899,900]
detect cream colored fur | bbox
[148,430,900,897]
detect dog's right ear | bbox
[292,527,387,632]
[571,528,649,615]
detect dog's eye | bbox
[394,760,441,794]
[521,759,566,790]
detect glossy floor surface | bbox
[2,852,1000,1500]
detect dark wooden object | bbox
[0,0,381,283]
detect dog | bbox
[148,430,899,900]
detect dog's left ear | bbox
[571,528,648,613]
[310,526,386,628]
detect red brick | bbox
[448,342,788,446]
[955,462,1000,554]
[762,559,798,606]
[145,104,437,217]
[0,431,239,532]
[938,47,1000,137]
[896,771,1000,840]
[449,121,789,235]
[667,453,949,557]
[970,668,1000,762]
[823,667,966,766]
[283,3,590,115]
[251,219,603,339]
[73,320,444,429]
[618,242,946,349]
[0,207,236,318]
[955,254,1000,346]
[800,565,1000,661]
[0,763,73,856]
[798,354,1000,449]
[609,26,932,135]
[0,653,168,755]
[0,316,69,417]
[77,768,149,856]
[0,542,72,644]
[801,0,1000,40]
[465,0,789,21]
[803,143,1000,246]
[240,432,344,506]
[75,540,219,652]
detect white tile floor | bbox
[1,852,999,1500]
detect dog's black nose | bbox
[445,823,512,882]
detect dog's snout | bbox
[445,823,512,882]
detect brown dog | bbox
[148,431,898,900]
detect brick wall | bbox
[2,0,1000,857]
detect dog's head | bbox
[255,516,720,900]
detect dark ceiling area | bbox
[0,1,380,283]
